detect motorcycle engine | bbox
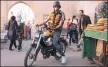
[41,46,50,59]
[45,38,52,46]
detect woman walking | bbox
[69,15,78,45]
[8,16,18,51]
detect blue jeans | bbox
[69,30,78,44]
[43,30,65,56]
[67,29,70,38]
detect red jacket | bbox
[67,21,70,29]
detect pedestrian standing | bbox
[78,10,91,37]
[69,15,78,45]
[24,23,29,40]
[8,16,18,51]
[29,27,31,40]
[24,24,26,40]
[28,23,31,40]
[77,10,91,49]
[77,10,91,51]
[17,23,23,52]
[77,9,94,63]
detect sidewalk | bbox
[1,40,32,50]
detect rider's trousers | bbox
[43,30,65,56]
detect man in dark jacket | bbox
[78,10,91,37]
[78,10,94,64]
[77,10,91,50]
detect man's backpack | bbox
[69,23,77,31]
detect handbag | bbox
[69,23,77,31]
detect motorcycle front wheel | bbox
[24,44,40,67]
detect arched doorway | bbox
[8,3,35,25]
[8,3,35,39]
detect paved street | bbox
[1,1,107,67]
[1,39,99,66]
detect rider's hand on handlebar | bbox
[50,27,56,30]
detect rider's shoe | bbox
[61,56,67,64]
[54,55,61,60]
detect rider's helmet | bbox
[53,1,61,8]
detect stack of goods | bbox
[86,18,108,32]
[104,19,108,32]
[86,24,95,30]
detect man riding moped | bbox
[36,1,66,64]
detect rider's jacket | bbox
[48,10,65,29]
[43,10,65,37]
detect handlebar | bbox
[36,25,52,31]
[36,26,42,32]
[36,24,56,33]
